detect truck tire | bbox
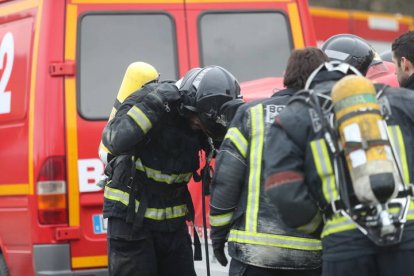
[0,254,9,276]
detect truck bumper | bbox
[33,244,108,276]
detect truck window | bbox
[78,12,178,120]
[199,11,292,82]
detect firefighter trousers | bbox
[107,217,196,276]
[229,259,321,276]
[322,249,414,276]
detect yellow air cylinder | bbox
[331,75,400,204]
[99,62,159,163]
[108,61,159,120]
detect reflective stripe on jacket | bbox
[100,82,203,231]
[210,89,322,269]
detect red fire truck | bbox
[0,0,316,275]
[310,6,414,53]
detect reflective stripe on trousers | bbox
[104,186,188,220]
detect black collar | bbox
[402,73,414,89]
[271,87,298,98]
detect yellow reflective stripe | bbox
[387,125,410,183]
[99,141,112,154]
[135,159,192,184]
[407,201,414,221]
[210,211,234,227]
[104,186,129,205]
[296,212,322,234]
[229,229,321,251]
[136,158,145,170]
[145,204,188,220]
[225,127,248,158]
[127,106,152,134]
[389,201,414,220]
[104,187,187,220]
[310,139,338,203]
[166,205,187,219]
[99,141,112,165]
[324,202,414,237]
[246,104,264,232]
[321,214,357,238]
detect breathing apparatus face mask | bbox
[196,94,237,140]
[217,98,245,127]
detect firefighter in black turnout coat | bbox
[210,47,328,276]
[264,61,414,276]
[100,65,241,276]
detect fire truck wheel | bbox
[0,253,9,276]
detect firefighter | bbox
[391,30,414,89]
[264,61,414,276]
[209,47,328,276]
[100,65,241,276]
[321,33,399,87]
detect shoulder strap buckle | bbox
[331,199,344,215]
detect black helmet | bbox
[176,66,242,139]
[321,34,375,76]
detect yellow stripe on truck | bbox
[29,0,44,195]
[72,0,289,3]
[65,4,80,227]
[287,3,304,48]
[187,0,290,2]
[0,0,38,17]
[72,255,107,268]
[72,0,181,3]
[0,184,29,196]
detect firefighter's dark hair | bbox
[283,47,329,90]
[392,31,414,66]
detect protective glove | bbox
[212,241,228,266]
[154,83,181,111]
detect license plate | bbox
[92,214,108,234]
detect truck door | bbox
[63,0,187,269]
